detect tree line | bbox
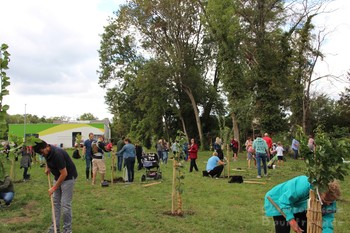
[95,0,349,149]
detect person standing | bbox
[116,137,125,171]
[20,146,32,181]
[291,138,300,159]
[263,133,273,160]
[213,137,224,160]
[230,138,239,161]
[33,140,78,233]
[253,134,269,178]
[275,142,284,166]
[156,139,163,163]
[83,133,94,180]
[135,142,143,171]
[188,138,199,172]
[308,134,316,152]
[245,137,255,169]
[171,140,179,158]
[117,138,136,182]
[91,135,110,186]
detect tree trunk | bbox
[231,112,240,151]
[183,86,204,150]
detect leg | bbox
[61,179,75,233]
[189,159,194,172]
[0,192,14,205]
[256,154,262,177]
[117,156,123,171]
[261,154,267,175]
[92,159,97,185]
[48,181,62,233]
[129,157,135,182]
[273,215,290,233]
[294,211,307,232]
[85,157,91,179]
[193,159,198,171]
[209,165,224,178]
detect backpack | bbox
[91,141,99,154]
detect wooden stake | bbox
[47,174,57,233]
[244,181,266,185]
[142,181,162,187]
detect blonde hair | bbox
[327,180,341,199]
[215,137,221,144]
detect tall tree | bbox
[0,44,11,140]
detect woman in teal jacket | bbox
[264,175,340,233]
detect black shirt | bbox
[46,145,78,181]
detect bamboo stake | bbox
[111,154,115,185]
[171,157,176,213]
[47,174,57,233]
[142,181,162,187]
[226,144,230,177]
[244,181,266,185]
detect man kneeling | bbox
[206,152,225,178]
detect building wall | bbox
[9,121,110,148]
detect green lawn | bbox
[1,150,349,233]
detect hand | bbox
[48,186,57,196]
[289,219,303,233]
[45,167,51,175]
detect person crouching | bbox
[206,152,225,178]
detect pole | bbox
[47,174,57,233]
[24,104,27,141]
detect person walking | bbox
[253,134,269,178]
[188,138,199,172]
[33,140,78,233]
[83,133,94,180]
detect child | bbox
[276,141,284,166]
[20,146,32,181]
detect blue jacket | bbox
[264,175,336,233]
[117,143,136,159]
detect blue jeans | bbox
[49,178,76,233]
[293,149,299,159]
[124,157,135,182]
[117,155,123,171]
[162,151,168,164]
[0,191,14,205]
[256,152,267,176]
[85,156,92,179]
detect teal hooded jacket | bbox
[264,175,336,233]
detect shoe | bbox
[215,177,219,180]
[264,173,268,177]
[257,175,261,179]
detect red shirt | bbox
[188,143,198,159]
[263,136,273,149]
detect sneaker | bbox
[257,175,262,179]
[264,173,268,177]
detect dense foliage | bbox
[97,0,348,149]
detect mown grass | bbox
[1,149,349,233]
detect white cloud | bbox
[0,0,349,121]
[0,0,127,120]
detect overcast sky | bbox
[0,0,349,121]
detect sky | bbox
[0,0,349,122]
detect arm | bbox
[0,176,11,190]
[48,167,68,196]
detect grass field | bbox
[1,149,349,233]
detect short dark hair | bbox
[33,140,48,154]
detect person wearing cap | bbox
[33,140,78,233]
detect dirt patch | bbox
[2,200,38,224]
[163,210,195,217]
